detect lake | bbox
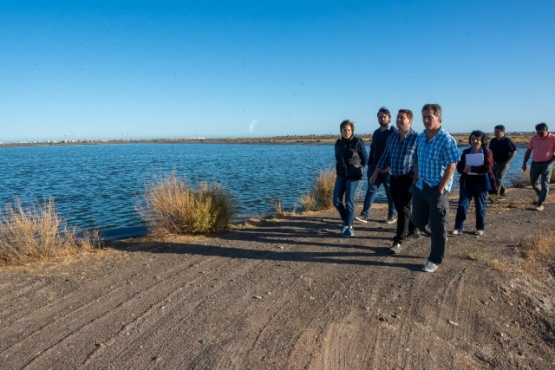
[0,142,528,236]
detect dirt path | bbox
[1,188,554,369]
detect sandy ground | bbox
[1,187,554,369]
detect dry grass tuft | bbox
[464,248,486,261]
[521,227,555,262]
[311,168,336,210]
[510,171,531,188]
[270,196,285,215]
[299,192,317,213]
[487,259,507,273]
[0,199,101,266]
[142,174,235,235]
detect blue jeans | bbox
[530,161,553,205]
[454,182,488,232]
[333,176,361,227]
[412,183,449,265]
[361,164,396,218]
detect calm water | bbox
[0,142,528,234]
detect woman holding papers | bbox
[452,130,495,236]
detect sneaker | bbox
[389,243,403,255]
[406,230,421,239]
[536,205,544,212]
[476,230,484,236]
[451,229,461,236]
[341,225,348,233]
[488,195,497,204]
[386,215,397,224]
[422,261,438,273]
[342,228,354,238]
[355,215,368,224]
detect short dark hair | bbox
[422,104,442,122]
[397,109,413,121]
[377,107,391,118]
[340,119,355,132]
[494,125,505,132]
[536,122,548,131]
[422,103,441,115]
[469,130,487,146]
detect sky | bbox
[1,0,554,142]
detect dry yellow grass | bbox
[0,199,100,266]
[299,192,316,213]
[142,174,235,235]
[522,227,555,261]
[311,168,336,210]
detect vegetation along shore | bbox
[1,133,535,147]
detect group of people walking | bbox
[333,104,555,273]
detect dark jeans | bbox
[412,183,449,265]
[390,174,417,244]
[333,176,361,227]
[361,164,396,219]
[530,161,553,205]
[492,161,510,195]
[454,182,488,232]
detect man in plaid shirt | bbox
[412,104,460,273]
[370,109,419,255]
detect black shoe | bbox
[406,230,421,239]
[420,225,431,236]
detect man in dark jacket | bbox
[357,107,397,224]
[488,124,516,202]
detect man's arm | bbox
[522,148,532,171]
[438,162,456,194]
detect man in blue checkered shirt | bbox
[412,104,460,273]
[370,109,419,255]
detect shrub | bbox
[299,192,316,213]
[143,174,234,235]
[0,199,100,266]
[312,168,336,210]
[270,196,285,215]
[510,171,530,188]
[522,227,555,261]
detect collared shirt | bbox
[415,128,460,191]
[376,128,418,176]
[528,133,555,162]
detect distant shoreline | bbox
[0,133,533,147]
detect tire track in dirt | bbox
[1,250,241,369]
[79,255,270,369]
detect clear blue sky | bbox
[1,0,554,142]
